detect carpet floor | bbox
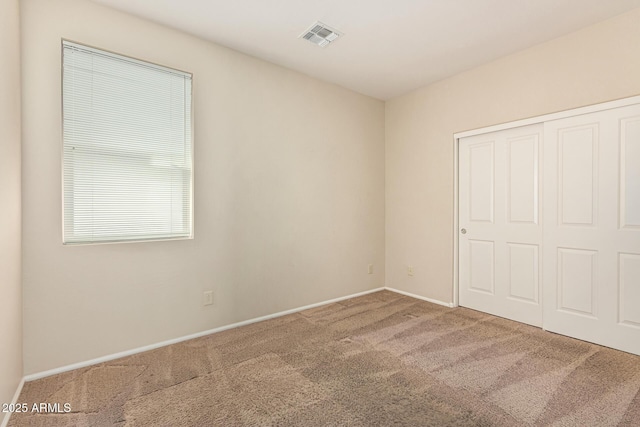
[8,290,640,426]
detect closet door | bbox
[459,124,543,327]
[543,104,640,355]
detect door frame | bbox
[452,94,640,310]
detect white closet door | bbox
[459,124,543,327]
[543,104,640,355]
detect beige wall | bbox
[0,0,23,412]
[21,0,385,375]
[385,7,640,303]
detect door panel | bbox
[507,135,539,224]
[469,142,495,223]
[619,253,640,328]
[556,248,597,318]
[469,240,495,294]
[558,124,598,226]
[459,124,543,327]
[543,104,640,356]
[621,117,640,229]
[507,243,538,303]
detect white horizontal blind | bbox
[62,41,193,244]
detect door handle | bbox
[461,228,467,234]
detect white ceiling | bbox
[91,0,640,100]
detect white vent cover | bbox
[300,22,342,47]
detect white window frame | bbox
[61,40,194,245]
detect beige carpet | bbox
[8,290,640,426]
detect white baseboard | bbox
[1,377,25,427]
[24,287,386,382]
[384,287,454,308]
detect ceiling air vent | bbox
[300,22,342,47]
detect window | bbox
[62,41,193,244]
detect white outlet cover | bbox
[203,291,213,305]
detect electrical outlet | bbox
[203,290,213,306]
[368,264,374,274]
[407,266,414,277]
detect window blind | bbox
[62,41,193,244]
